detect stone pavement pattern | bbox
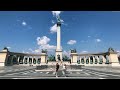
[0,65,120,79]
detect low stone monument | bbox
[70,49,78,64]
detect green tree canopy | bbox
[48,54,55,61]
[62,55,70,61]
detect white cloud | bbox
[16,19,32,30]
[40,44,56,50]
[7,47,11,49]
[36,36,56,51]
[34,49,41,53]
[22,50,30,54]
[22,50,25,53]
[22,48,41,54]
[117,51,120,55]
[37,36,50,45]
[63,50,70,57]
[22,21,27,26]
[80,51,88,53]
[60,19,64,23]
[50,24,57,33]
[67,40,77,45]
[28,48,33,52]
[95,39,101,42]
[28,48,41,54]
[117,51,120,53]
[52,11,62,17]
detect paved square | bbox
[0,66,120,79]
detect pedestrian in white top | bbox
[62,64,67,77]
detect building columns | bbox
[102,55,106,65]
[92,56,95,66]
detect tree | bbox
[48,55,55,61]
[62,55,69,61]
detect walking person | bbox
[62,64,67,77]
[55,63,59,77]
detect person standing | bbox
[55,63,59,77]
[62,64,67,77]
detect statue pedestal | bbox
[0,49,8,66]
[108,52,120,66]
[70,53,78,63]
[55,49,62,62]
[40,53,47,64]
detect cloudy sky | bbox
[0,11,120,56]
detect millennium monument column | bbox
[55,15,62,62]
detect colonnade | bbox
[76,55,110,65]
[6,55,42,66]
[71,51,119,66]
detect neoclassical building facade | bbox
[0,47,119,67]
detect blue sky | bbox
[0,11,120,55]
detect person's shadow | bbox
[57,70,68,77]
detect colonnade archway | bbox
[5,52,46,66]
[77,55,110,65]
[70,51,117,66]
[18,56,41,66]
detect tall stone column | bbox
[17,56,20,65]
[95,56,98,64]
[88,56,90,65]
[92,56,95,66]
[32,56,33,65]
[84,56,86,65]
[23,56,25,65]
[55,16,62,62]
[79,57,81,64]
[57,25,61,50]
[97,56,99,64]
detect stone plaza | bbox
[0,14,120,79]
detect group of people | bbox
[55,63,67,77]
